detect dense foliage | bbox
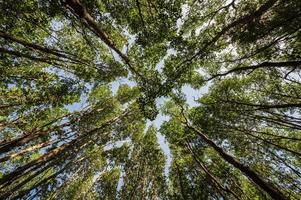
[0,0,300,199]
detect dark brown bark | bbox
[220,26,301,65]
[0,47,59,66]
[0,141,52,163]
[0,31,87,65]
[1,143,89,200]
[0,122,70,154]
[190,0,279,61]
[185,123,288,200]
[0,110,128,191]
[229,126,301,142]
[228,127,301,157]
[252,114,301,130]
[185,141,241,200]
[0,109,88,153]
[206,61,301,81]
[0,142,69,188]
[165,0,279,92]
[262,145,301,179]
[64,0,144,80]
[174,162,189,200]
[135,0,147,33]
[221,100,301,110]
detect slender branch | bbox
[0,31,89,65]
[206,61,301,81]
[185,123,288,200]
[185,140,242,200]
[64,0,145,81]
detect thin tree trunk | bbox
[170,0,279,85]
[64,0,144,80]
[0,110,129,189]
[0,122,70,154]
[206,61,301,81]
[185,141,241,200]
[174,162,189,200]
[0,31,88,65]
[185,123,288,200]
[0,141,52,163]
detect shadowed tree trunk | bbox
[185,123,288,200]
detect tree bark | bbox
[64,0,144,80]
[185,123,288,200]
[206,61,301,81]
[0,31,87,64]
[169,0,279,86]
[185,141,241,200]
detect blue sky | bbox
[65,78,210,177]
[54,11,212,178]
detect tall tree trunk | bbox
[185,141,241,200]
[0,31,87,65]
[174,162,189,200]
[206,60,301,81]
[0,122,70,154]
[185,123,288,200]
[170,0,279,85]
[64,0,144,80]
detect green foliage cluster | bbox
[0,0,300,199]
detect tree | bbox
[0,0,300,199]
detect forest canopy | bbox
[0,0,300,199]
